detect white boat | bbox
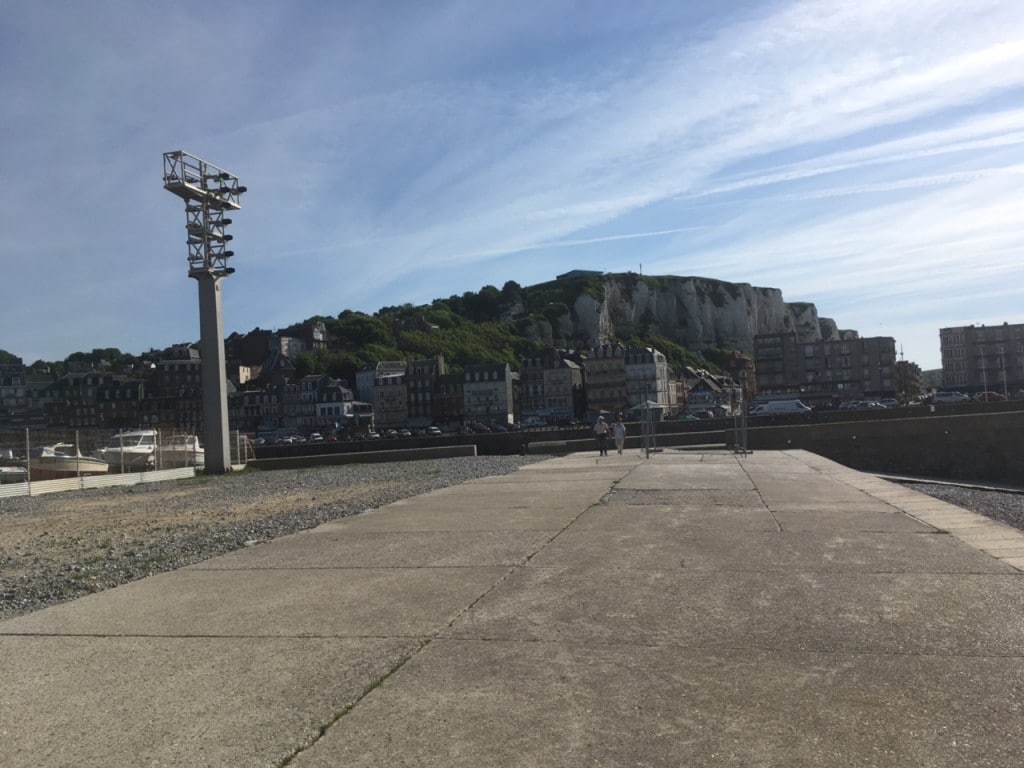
[28,444,109,480]
[0,465,28,484]
[160,434,205,468]
[97,429,158,472]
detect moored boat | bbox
[28,444,109,480]
[160,434,205,468]
[97,429,157,472]
[0,465,28,484]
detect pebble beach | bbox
[0,455,543,620]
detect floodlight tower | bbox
[162,151,247,473]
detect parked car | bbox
[426,426,442,436]
[975,391,1007,402]
[750,400,812,415]
[309,432,324,442]
[879,398,899,408]
[398,429,412,438]
[932,391,971,405]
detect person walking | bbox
[594,415,609,456]
[612,415,627,455]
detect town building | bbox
[435,372,464,429]
[373,368,408,429]
[356,361,405,405]
[624,346,670,410]
[45,371,145,429]
[520,349,583,425]
[680,367,743,416]
[940,322,1024,397]
[462,363,514,425]
[584,343,627,416]
[754,333,897,406]
[407,356,446,427]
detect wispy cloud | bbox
[2,0,1022,370]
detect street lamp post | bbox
[162,151,246,473]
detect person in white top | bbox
[612,416,627,455]
[593,416,610,456]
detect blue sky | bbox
[2,0,1022,371]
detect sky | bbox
[2,0,1022,372]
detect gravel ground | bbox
[902,481,1024,532]
[0,455,543,621]
[1,456,1021,622]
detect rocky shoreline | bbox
[1,456,1021,622]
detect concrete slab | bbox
[608,487,766,510]
[444,567,1024,655]
[316,497,585,532]
[5,448,1024,768]
[289,640,1024,768]
[617,459,757,491]
[186,528,555,569]
[0,635,420,768]
[0,565,510,637]
[531,517,1010,573]
[770,505,934,532]
[590,501,781,531]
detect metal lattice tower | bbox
[163,151,246,473]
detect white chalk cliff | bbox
[520,275,840,353]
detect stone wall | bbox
[737,411,1024,486]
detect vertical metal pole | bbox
[24,428,32,491]
[196,273,231,473]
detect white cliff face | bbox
[524,275,835,353]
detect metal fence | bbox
[0,427,254,498]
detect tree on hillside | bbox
[461,285,502,323]
[335,311,393,348]
[501,280,522,305]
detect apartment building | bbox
[754,333,897,405]
[521,349,583,424]
[940,322,1024,396]
[45,371,145,428]
[584,343,627,415]
[356,361,405,405]
[435,372,464,428]
[407,356,446,426]
[624,346,670,409]
[373,370,408,429]
[463,363,514,425]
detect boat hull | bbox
[160,450,205,468]
[28,456,109,480]
[0,466,28,484]
[97,450,155,472]
[159,436,205,468]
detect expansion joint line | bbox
[276,637,431,767]
[277,468,632,766]
[734,454,782,532]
